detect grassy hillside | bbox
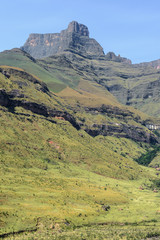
[0,61,160,239]
[1,109,160,239]
[0,49,66,92]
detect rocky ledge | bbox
[0,88,80,130]
[85,123,159,144]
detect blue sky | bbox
[1,0,160,63]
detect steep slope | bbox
[1,65,160,239]
[0,65,152,235]
[0,60,160,240]
[0,65,153,176]
[0,48,66,92]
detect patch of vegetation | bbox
[151,179,160,189]
[135,145,160,166]
[154,130,160,138]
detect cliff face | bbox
[21,21,104,58]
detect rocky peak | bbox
[21,21,104,59]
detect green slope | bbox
[0,61,160,239]
[0,48,66,92]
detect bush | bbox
[102,205,110,211]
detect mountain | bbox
[1,21,160,239]
[21,21,104,58]
[21,21,131,64]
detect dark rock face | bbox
[0,89,10,107]
[0,65,158,144]
[85,105,137,119]
[106,85,129,105]
[21,21,104,59]
[85,123,158,144]
[0,88,80,130]
[0,66,80,129]
[1,86,157,143]
[80,105,159,144]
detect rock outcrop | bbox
[0,88,80,130]
[78,105,159,144]
[106,52,132,64]
[85,122,158,144]
[21,21,104,58]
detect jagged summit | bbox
[21,21,104,59]
[67,21,89,36]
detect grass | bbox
[1,164,160,239]
[3,226,160,240]
[39,56,81,89]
